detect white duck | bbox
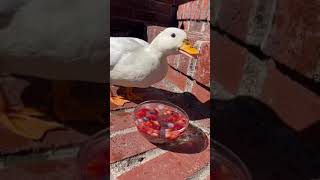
[0,0,106,139]
[110,27,199,105]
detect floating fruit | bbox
[134,102,189,143]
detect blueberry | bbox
[143,117,149,121]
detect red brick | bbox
[133,10,157,23]
[111,6,132,18]
[110,111,135,133]
[153,0,175,4]
[191,1,201,20]
[194,41,210,86]
[151,80,169,91]
[187,31,210,42]
[0,125,34,154]
[189,21,203,32]
[110,132,156,163]
[261,62,320,131]
[41,129,88,147]
[263,0,320,77]
[0,158,76,180]
[148,0,173,15]
[183,21,190,31]
[147,26,166,42]
[0,123,87,154]
[191,81,210,103]
[213,34,248,94]
[167,55,178,69]
[118,146,210,180]
[177,55,191,75]
[202,22,210,34]
[165,67,187,91]
[216,0,253,41]
[200,0,209,19]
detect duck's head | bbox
[150,27,199,57]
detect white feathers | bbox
[110,28,187,88]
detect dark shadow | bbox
[155,124,208,154]
[213,96,320,180]
[21,77,107,136]
[117,86,210,121]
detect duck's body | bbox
[0,0,107,83]
[109,28,199,105]
[110,37,168,88]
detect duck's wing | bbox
[110,37,149,69]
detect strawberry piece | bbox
[150,132,159,137]
[147,114,157,120]
[144,121,153,127]
[173,124,184,130]
[164,110,173,115]
[169,114,179,122]
[136,108,149,118]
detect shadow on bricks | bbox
[213,96,320,180]
[117,86,210,121]
[155,124,208,154]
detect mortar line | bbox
[110,127,137,138]
[168,65,210,92]
[110,148,166,178]
[187,163,210,180]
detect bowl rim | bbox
[212,140,252,180]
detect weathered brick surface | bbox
[111,0,175,26]
[0,158,77,180]
[214,0,254,42]
[165,67,187,91]
[191,81,210,103]
[261,62,320,131]
[0,123,87,155]
[194,41,210,86]
[213,34,248,94]
[263,0,320,78]
[118,146,210,180]
[177,0,210,20]
[110,132,157,163]
[110,111,135,133]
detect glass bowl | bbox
[133,100,190,144]
[212,140,252,180]
[77,129,109,180]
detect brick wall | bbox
[147,0,210,103]
[213,0,320,131]
[111,0,176,38]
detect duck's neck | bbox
[145,44,165,60]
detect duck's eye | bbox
[171,33,176,38]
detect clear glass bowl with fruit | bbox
[133,100,190,144]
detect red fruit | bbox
[147,114,157,120]
[169,114,179,121]
[164,110,173,115]
[136,108,148,118]
[176,119,185,126]
[150,132,159,137]
[173,124,184,130]
[144,121,153,127]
